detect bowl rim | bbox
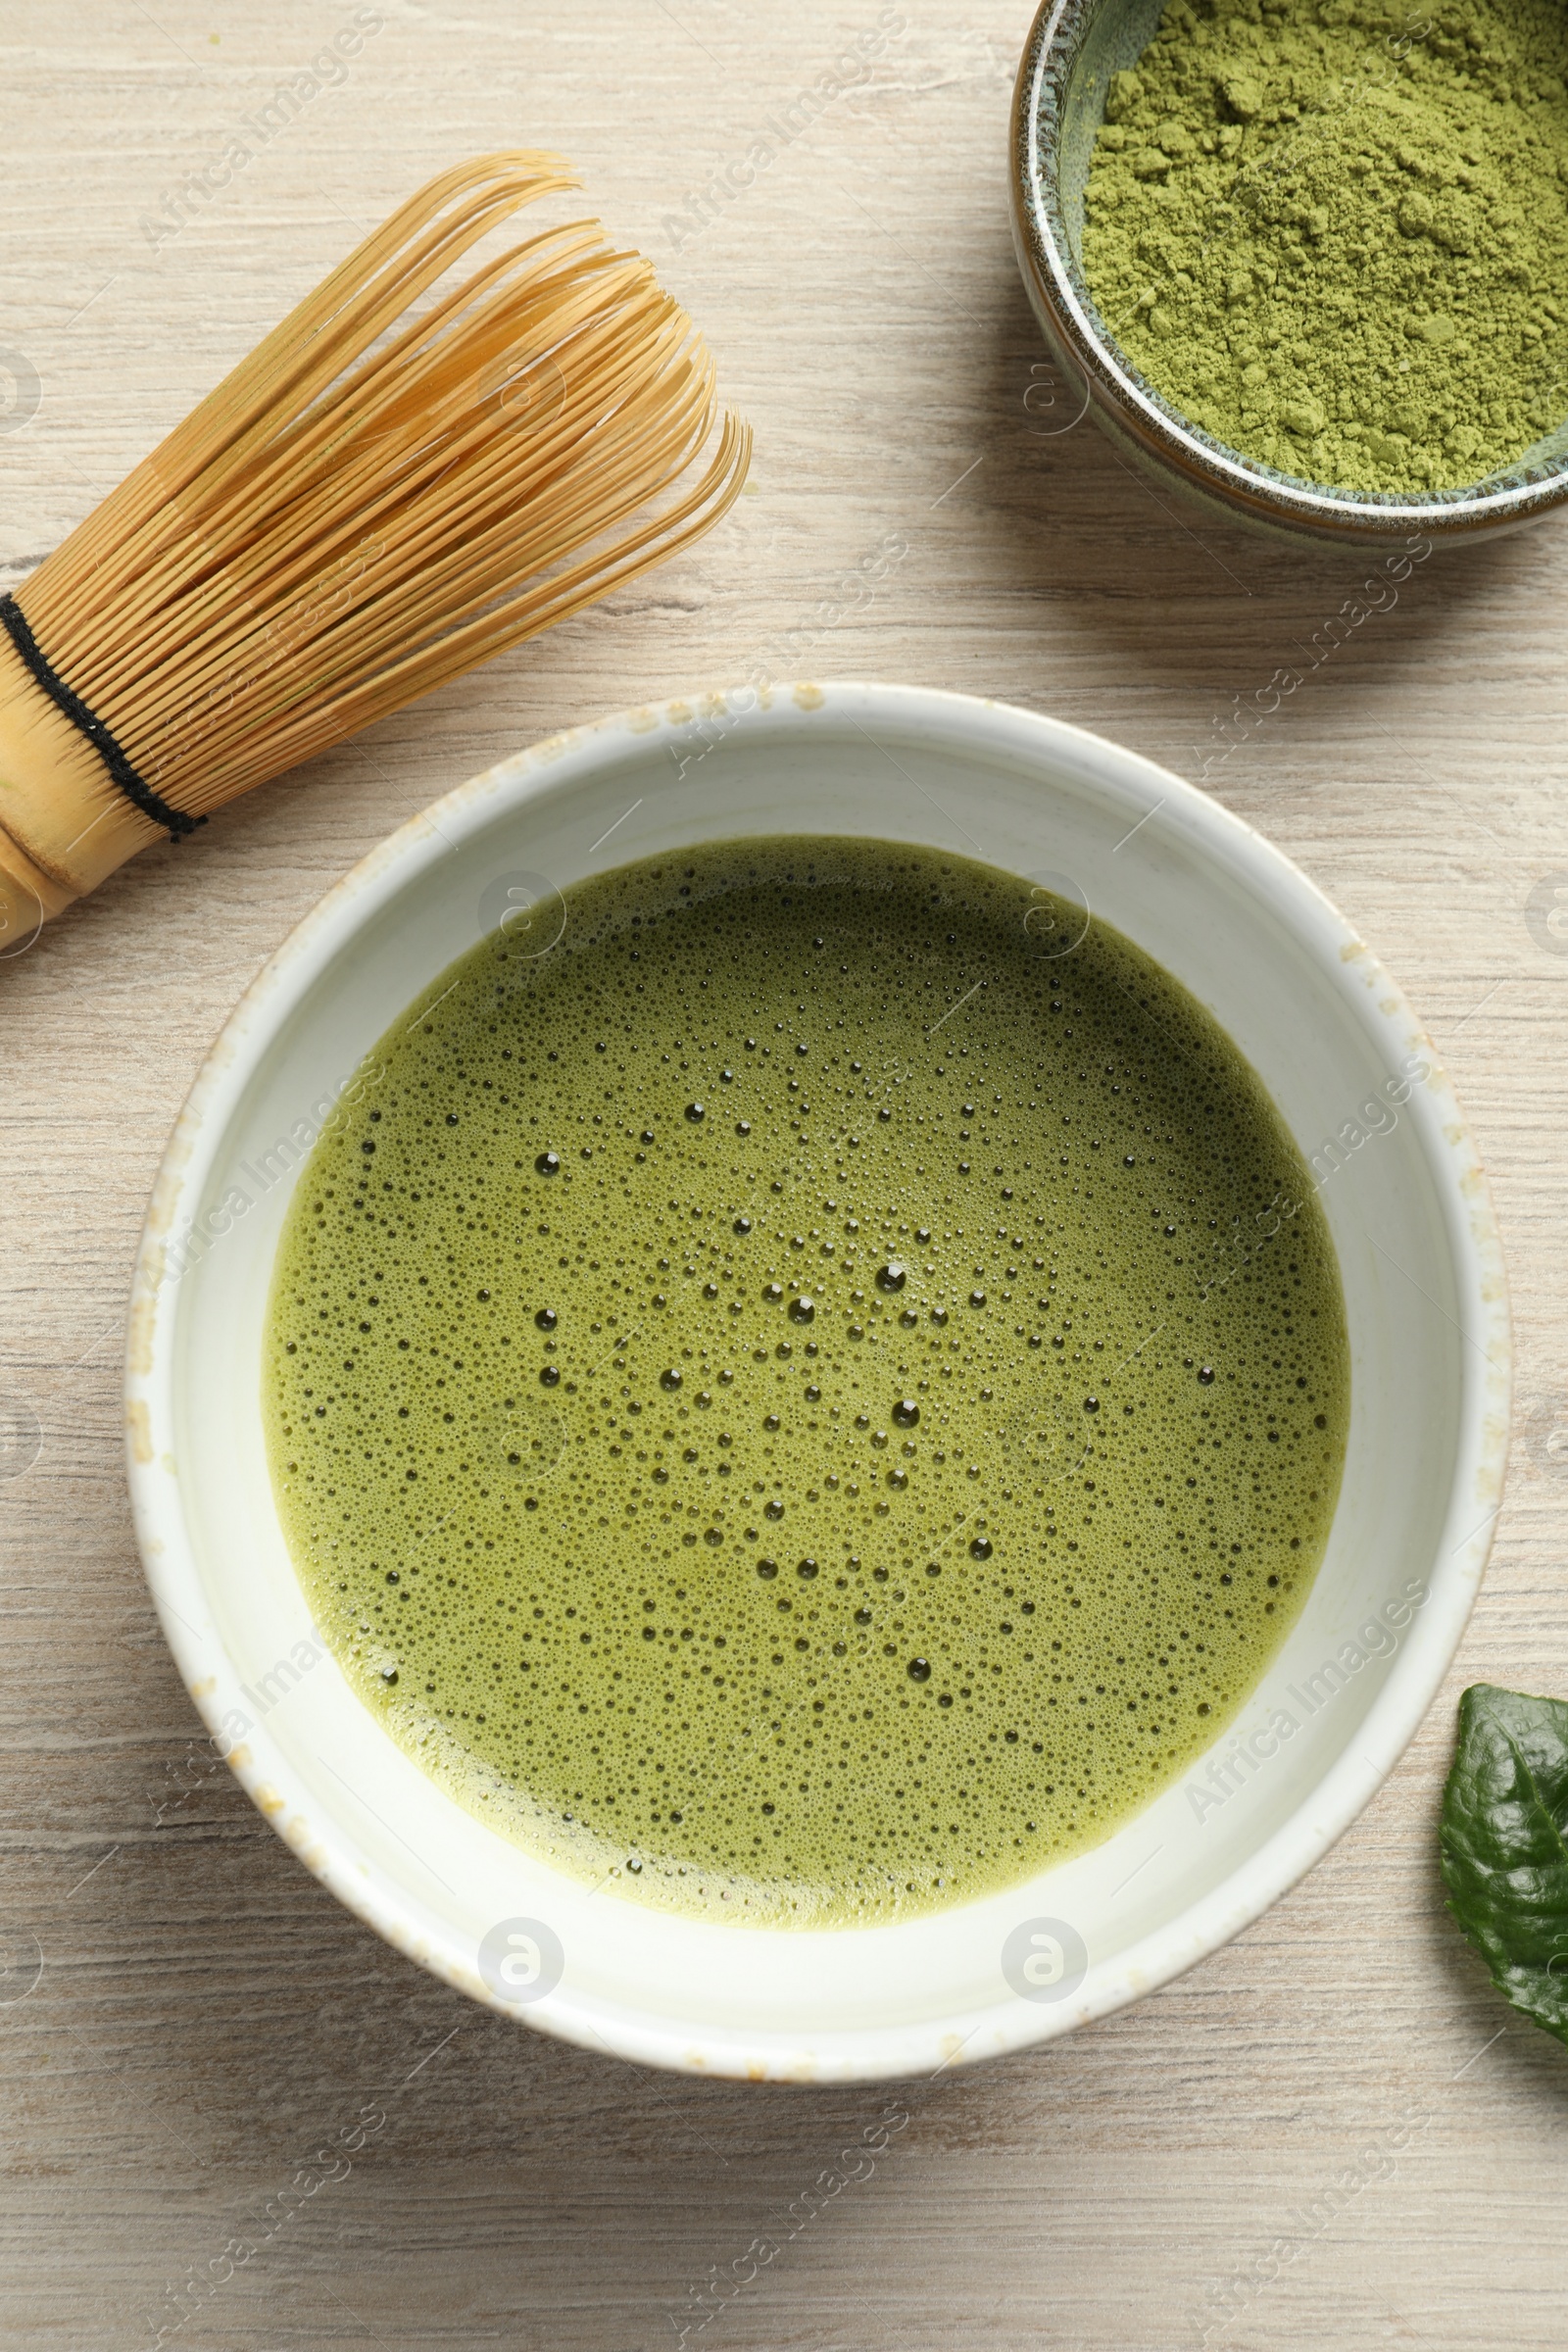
[1009,0,1568,542]
[124,681,1511,2080]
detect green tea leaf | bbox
[1440,1683,1568,2047]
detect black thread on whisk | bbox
[0,593,204,841]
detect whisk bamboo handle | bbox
[0,639,154,933]
[0,152,750,953]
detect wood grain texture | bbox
[2,2,1566,2346]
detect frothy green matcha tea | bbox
[265,842,1348,1925]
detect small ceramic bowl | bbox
[1010,0,1568,545]
[126,684,1508,2081]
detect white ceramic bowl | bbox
[126,684,1508,2082]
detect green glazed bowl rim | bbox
[1009,0,1568,544]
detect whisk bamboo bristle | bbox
[0,152,751,942]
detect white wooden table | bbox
[4,3,1566,2345]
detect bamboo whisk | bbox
[0,152,750,947]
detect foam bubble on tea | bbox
[264,842,1349,1925]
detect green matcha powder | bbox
[1081,0,1568,493]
